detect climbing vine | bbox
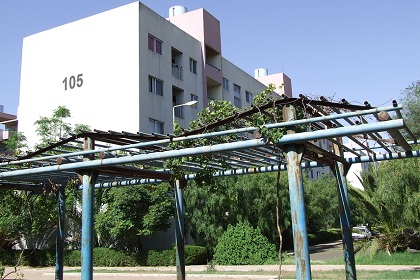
[164,84,307,183]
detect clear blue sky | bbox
[1,1,420,116]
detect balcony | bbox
[173,106,184,118]
[172,64,183,80]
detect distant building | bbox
[18,2,292,148]
[307,138,334,180]
[343,140,371,190]
[0,105,18,154]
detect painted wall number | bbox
[63,74,83,90]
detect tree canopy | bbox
[401,80,420,138]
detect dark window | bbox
[149,76,164,96]
[189,58,197,74]
[148,34,162,55]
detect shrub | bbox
[93,247,137,267]
[0,246,208,267]
[64,250,81,266]
[145,249,175,266]
[28,249,56,266]
[185,245,208,265]
[213,221,277,265]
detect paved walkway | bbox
[3,265,420,280]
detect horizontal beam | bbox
[90,149,420,188]
[0,119,404,180]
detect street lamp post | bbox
[172,100,198,131]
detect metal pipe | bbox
[332,141,357,280]
[81,137,96,280]
[283,104,311,280]
[55,185,65,280]
[87,148,420,189]
[0,120,405,179]
[175,179,186,280]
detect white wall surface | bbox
[19,2,140,147]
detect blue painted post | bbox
[174,179,186,280]
[284,144,312,279]
[283,105,312,280]
[332,161,357,279]
[55,185,65,280]
[81,137,97,280]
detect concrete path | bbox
[3,265,420,280]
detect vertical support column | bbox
[174,179,186,280]
[283,105,312,280]
[55,185,65,280]
[80,137,97,280]
[332,141,357,280]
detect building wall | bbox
[344,141,370,189]
[19,2,141,147]
[256,72,293,97]
[19,2,293,146]
[139,4,203,133]
[221,58,268,108]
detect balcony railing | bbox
[174,106,184,118]
[172,64,183,80]
[205,62,221,72]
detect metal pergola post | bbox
[283,105,312,280]
[333,140,357,280]
[174,179,186,280]
[55,185,65,280]
[80,137,98,280]
[333,161,357,280]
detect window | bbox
[149,76,163,96]
[233,83,241,108]
[189,58,197,74]
[191,94,198,109]
[149,118,164,134]
[234,84,241,94]
[223,78,229,91]
[246,91,253,103]
[148,34,162,54]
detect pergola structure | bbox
[1,96,419,280]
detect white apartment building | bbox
[18,2,292,147]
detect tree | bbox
[2,132,27,156]
[94,183,173,251]
[304,175,340,232]
[0,191,26,249]
[0,106,91,251]
[351,156,420,253]
[401,81,420,138]
[34,106,72,147]
[185,173,292,251]
[33,105,89,148]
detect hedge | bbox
[0,245,208,267]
